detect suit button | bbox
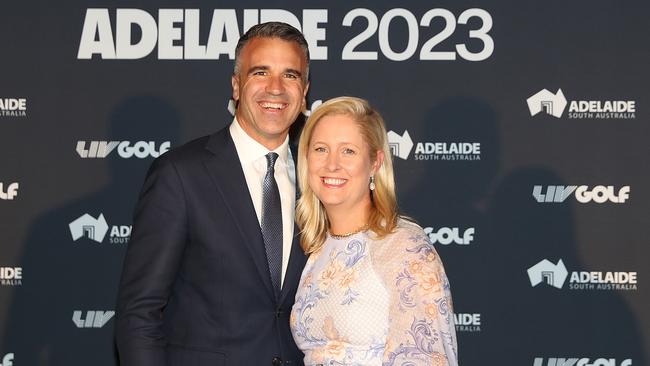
[272,356,282,365]
[275,308,283,318]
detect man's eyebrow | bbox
[246,65,303,78]
[246,65,269,75]
[285,68,303,78]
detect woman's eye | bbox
[343,148,356,155]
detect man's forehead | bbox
[242,37,305,58]
[241,41,306,71]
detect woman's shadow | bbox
[398,97,500,364]
[398,97,645,365]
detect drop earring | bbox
[369,176,376,191]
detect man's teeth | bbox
[323,178,346,185]
[260,102,285,110]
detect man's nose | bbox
[265,75,285,95]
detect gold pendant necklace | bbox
[329,224,369,240]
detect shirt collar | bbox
[229,117,290,166]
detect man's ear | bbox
[303,81,310,98]
[231,74,240,101]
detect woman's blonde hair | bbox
[296,96,398,254]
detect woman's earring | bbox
[369,176,376,191]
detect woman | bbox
[290,97,458,366]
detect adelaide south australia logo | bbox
[527,259,637,291]
[527,88,636,119]
[388,130,480,161]
[69,213,131,244]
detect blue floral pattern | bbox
[291,220,458,366]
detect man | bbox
[115,22,310,366]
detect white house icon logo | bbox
[527,88,568,118]
[69,213,109,243]
[387,130,414,160]
[527,259,568,289]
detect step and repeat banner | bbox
[1,1,648,365]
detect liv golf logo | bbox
[534,358,632,366]
[0,182,19,200]
[387,130,480,161]
[527,259,637,291]
[424,226,475,245]
[76,141,170,159]
[73,310,114,328]
[69,213,131,244]
[527,88,636,119]
[533,185,630,204]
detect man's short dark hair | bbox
[233,22,310,80]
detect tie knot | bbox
[265,152,279,172]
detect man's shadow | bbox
[1,96,181,366]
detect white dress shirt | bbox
[229,118,296,288]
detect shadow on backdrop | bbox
[2,96,181,366]
[482,166,645,364]
[398,97,500,365]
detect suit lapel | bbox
[202,129,275,299]
[289,141,301,200]
[280,227,307,304]
[280,147,307,304]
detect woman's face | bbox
[307,114,381,216]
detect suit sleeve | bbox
[115,155,188,366]
[372,224,458,366]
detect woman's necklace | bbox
[329,224,369,240]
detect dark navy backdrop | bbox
[1,1,648,365]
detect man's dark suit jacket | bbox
[115,126,307,366]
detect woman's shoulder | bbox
[389,217,430,244]
[370,217,431,257]
[395,217,428,237]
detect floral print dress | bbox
[291,219,458,366]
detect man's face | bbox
[232,37,310,150]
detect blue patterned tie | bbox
[262,152,283,296]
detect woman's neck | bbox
[327,203,371,235]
